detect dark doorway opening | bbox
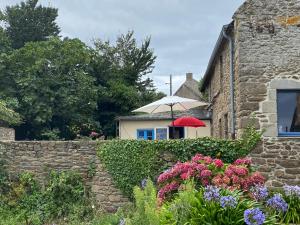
[169,127,184,139]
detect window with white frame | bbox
[277,90,300,136]
[155,128,168,140]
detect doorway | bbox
[169,127,185,139]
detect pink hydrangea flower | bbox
[234,158,252,166]
[192,153,204,162]
[200,169,212,178]
[213,159,224,168]
[203,156,213,164]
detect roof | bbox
[200,23,233,92]
[117,109,211,121]
[174,76,202,100]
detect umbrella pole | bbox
[171,104,175,139]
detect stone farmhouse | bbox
[200,0,300,186]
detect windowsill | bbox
[278,132,300,137]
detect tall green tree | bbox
[0,100,21,126]
[91,31,165,137]
[0,28,11,53]
[0,0,60,49]
[0,38,98,140]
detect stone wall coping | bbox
[0,140,109,144]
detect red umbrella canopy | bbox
[171,116,206,128]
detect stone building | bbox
[200,0,300,187]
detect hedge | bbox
[97,127,261,198]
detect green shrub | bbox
[160,183,277,225]
[281,186,300,224]
[125,179,160,225]
[0,171,95,225]
[98,129,261,198]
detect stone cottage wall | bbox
[233,1,300,188]
[233,0,300,137]
[207,41,233,138]
[250,137,300,187]
[0,141,128,212]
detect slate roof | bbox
[117,108,211,121]
[174,76,203,100]
[200,23,233,92]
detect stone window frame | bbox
[260,79,300,138]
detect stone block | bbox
[285,168,300,175]
[108,195,121,202]
[276,159,299,168]
[261,101,276,113]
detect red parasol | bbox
[170,117,206,138]
[171,116,206,127]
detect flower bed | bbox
[157,154,265,201]
[122,154,300,225]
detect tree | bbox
[0,38,98,140]
[91,31,165,137]
[0,28,11,53]
[0,0,60,49]
[0,100,21,126]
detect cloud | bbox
[0,0,245,94]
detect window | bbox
[156,128,168,140]
[277,90,300,136]
[137,129,154,140]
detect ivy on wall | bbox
[97,127,262,198]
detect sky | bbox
[0,0,245,94]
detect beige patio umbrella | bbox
[132,96,208,126]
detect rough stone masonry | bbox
[0,141,128,212]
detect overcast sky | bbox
[0,0,245,94]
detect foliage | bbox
[159,183,275,225]
[125,179,160,225]
[0,159,10,199]
[98,132,261,198]
[280,185,300,224]
[121,181,279,225]
[0,27,12,53]
[0,0,60,49]
[0,100,21,125]
[0,37,99,140]
[241,120,263,152]
[0,170,95,225]
[92,31,165,136]
[0,29,163,140]
[157,155,265,201]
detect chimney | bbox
[186,73,193,81]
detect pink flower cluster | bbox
[157,154,265,201]
[90,131,99,138]
[158,181,180,200]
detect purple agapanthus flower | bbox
[244,208,266,225]
[203,185,220,202]
[283,185,300,198]
[250,185,268,201]
[266,194,288,212]
[220,196,237,208]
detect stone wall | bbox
[207,41,232,138]
[0,141,128,212]
[0,127,15,141]
[233,0,300,137]
[250,137,300,187]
